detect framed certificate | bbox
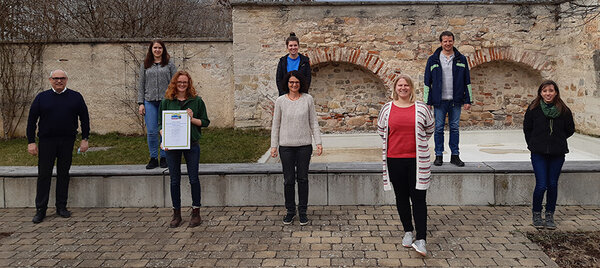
[162,110,190,150]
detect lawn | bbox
[0,128,271,165]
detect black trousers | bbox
[387,157,427,240]
[279,145,312,215]
[36,137,75,210]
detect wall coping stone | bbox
[0,37,232,45]
[231,0,556,7]
[1,161,598,177]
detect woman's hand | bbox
[138,104,145,116]
[316,144,323,156]
[270,147,278,158]
[186,108,193,118]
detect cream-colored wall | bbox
[6,41,233,136]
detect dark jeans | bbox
[36,137,75,210]
[387,157,427,240]
[531,153,565,213]
[166,144,201,209]
[279,145,312,215]
[434,100,462,156]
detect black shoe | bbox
[433,156,443,166]
[56,208,72,218]
[146,158,159,169]
[32,209,46,224]
[159,157,168,168]
[299,214,309,226]
[450,155,465,167]
[283,213,295,225]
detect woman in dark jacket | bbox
[523,80,574,230]
[276,32,311,96]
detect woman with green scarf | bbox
[523,80,574,230]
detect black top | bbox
[276,53,311,96]
[26,89,90,143]
[523,105,575,155]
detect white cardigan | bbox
[376,101,434,191]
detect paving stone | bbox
[1,206,598,267]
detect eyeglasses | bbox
[51,77,67,81]
[288,81,300,84]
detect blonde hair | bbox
[392,74,416,103]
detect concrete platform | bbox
[261,130,600,163]
[1,161,598,208]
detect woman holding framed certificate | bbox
[159,70,210,228]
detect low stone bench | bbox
[0,161,598,208]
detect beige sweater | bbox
[271,94,322,147]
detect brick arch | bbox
[466,47,552,72]
[305,47,400,88]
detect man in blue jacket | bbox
[423,31,472,167]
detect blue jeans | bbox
[434,100,462,156]
[144,100,165,159]
[166,144,201,209]
[531,153,565,213]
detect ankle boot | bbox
[189,208,201,227]
[545,211,556,230]
[169,208,182,228]
[532,211,544,229]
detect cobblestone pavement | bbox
[1,205,599,267]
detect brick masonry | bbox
[3,2,600,136]
[232,2,600,135]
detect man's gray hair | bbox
[49,69,68,78]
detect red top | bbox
[387,103,416,158]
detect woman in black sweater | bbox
[523,80,575,230]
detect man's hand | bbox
[27,143,38,156]
[464,104,471,110]
[79,139,89,153]
[270,147,278,158]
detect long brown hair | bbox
[143,39,170,69]
[528,80,569,114]
[164,71,197,100]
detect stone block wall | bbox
[311,62,387,133]
[232,2,600,136]
[1,40,234,136]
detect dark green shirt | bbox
[159,96,210,143]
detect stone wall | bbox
[1,40,233,136]
[232,2,600,136]
[311,62,387,133]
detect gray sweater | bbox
[271,94,322,148]
[137,60,177,104]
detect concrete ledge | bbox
[1,161,599,207]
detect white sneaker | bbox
[412,239,427,256]
[402,232,413,248]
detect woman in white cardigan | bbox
[377,74,434,256]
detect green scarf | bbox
[540,101,559,135]
[540,101,560,119]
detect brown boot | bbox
[169,208,182,228]
[189,208,201,227]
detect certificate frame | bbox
[162,110,191,150]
